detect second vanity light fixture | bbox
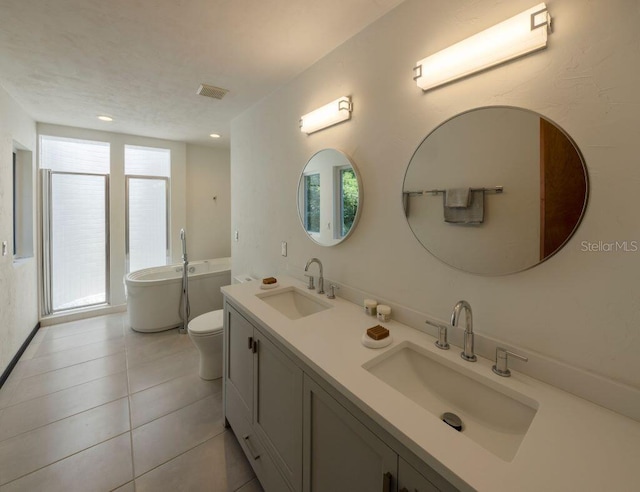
[300,96,352,134]
[413,3,551,91]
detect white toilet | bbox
[188,309,224,380]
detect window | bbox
[40,135,110,313]
[12,151,16,255]
[337,167,358,238]
[12,146,34,259]
[303,173,320,234]
[125,145,170,273]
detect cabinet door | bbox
[225,304,255,422]
[398,458,440,492]
[254,331,303,491]
[303,375,397,492]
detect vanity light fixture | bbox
[209,133,221,138]
[97,115,113,122]
[413,3,551,91]
[299,96,352,135]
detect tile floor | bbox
[0,313,263,492]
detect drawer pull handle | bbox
[243,434,261,460]
[248,336,253,350]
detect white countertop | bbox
[223,276,640,492]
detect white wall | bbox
[404,108,540,274]
[37,124,187,309]
[0,85,38,375]
[231,0,640,391]
[186,144,231,260]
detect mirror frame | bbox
[402,106,590,275]
[297,148,363,247]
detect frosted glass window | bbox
[125,145,170,177]
[40,136,110,173]
[127,177,168,273]
[50,173,107,311]
[125,145,170,273]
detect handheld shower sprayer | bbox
[180,228,188,262]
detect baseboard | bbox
[0,322,40,389]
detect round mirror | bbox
[402,107,589,275]
[297,149,362,246]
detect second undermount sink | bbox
[256,286,332,320]
[363,341,538,461]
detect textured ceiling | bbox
[0,0,404,147]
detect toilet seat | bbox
[188,309,223,336]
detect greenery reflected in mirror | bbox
[403,107,589,275]
[298,149,362,246]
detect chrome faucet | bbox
[304,258,324,294]
[451,300,476,362]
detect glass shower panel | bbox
[50,173,107,311]
[127,177,168,273]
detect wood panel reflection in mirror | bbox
[402,107,588,275]
[297,149,362,246]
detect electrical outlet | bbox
[281,241,287,257]
[234,230,239,241]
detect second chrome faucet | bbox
[451,300,476,362]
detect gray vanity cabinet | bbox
[224,299,456,492]
[224,302,302,492]
[303,374,397,492]
[225,304,254,422]
[253,329,303,490]
[398,458,440,492]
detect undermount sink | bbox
[256,286,332,320]
[363,341,538,461]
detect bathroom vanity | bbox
[222,277,640,492]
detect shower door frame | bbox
[41,169,111,315]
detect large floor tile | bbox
[0,374,21,410]
[127,348,199,394]
[33,323,123,358]
[132,394,223,476]
[12,338,125,379]
[18,339,42,361]
[130,372,221,429]
[112,482,135,492]
[0,398,130,485]
[0,433,133,492]
[126,330,194,368]
[124,326,181,348]
[135,430,255,492]
[0,372,128,441]
[9,353,126,406]
[236,478,265,492]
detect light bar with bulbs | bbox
[413,3,551,91]
[299,96,352,134]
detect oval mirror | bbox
[402,107,589,275]
[297,149,362,246]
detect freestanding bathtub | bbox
[125,257,231,332]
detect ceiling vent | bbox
[197,84,229,100]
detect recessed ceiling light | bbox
[98,115,113,122]
[209,133,221,138]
